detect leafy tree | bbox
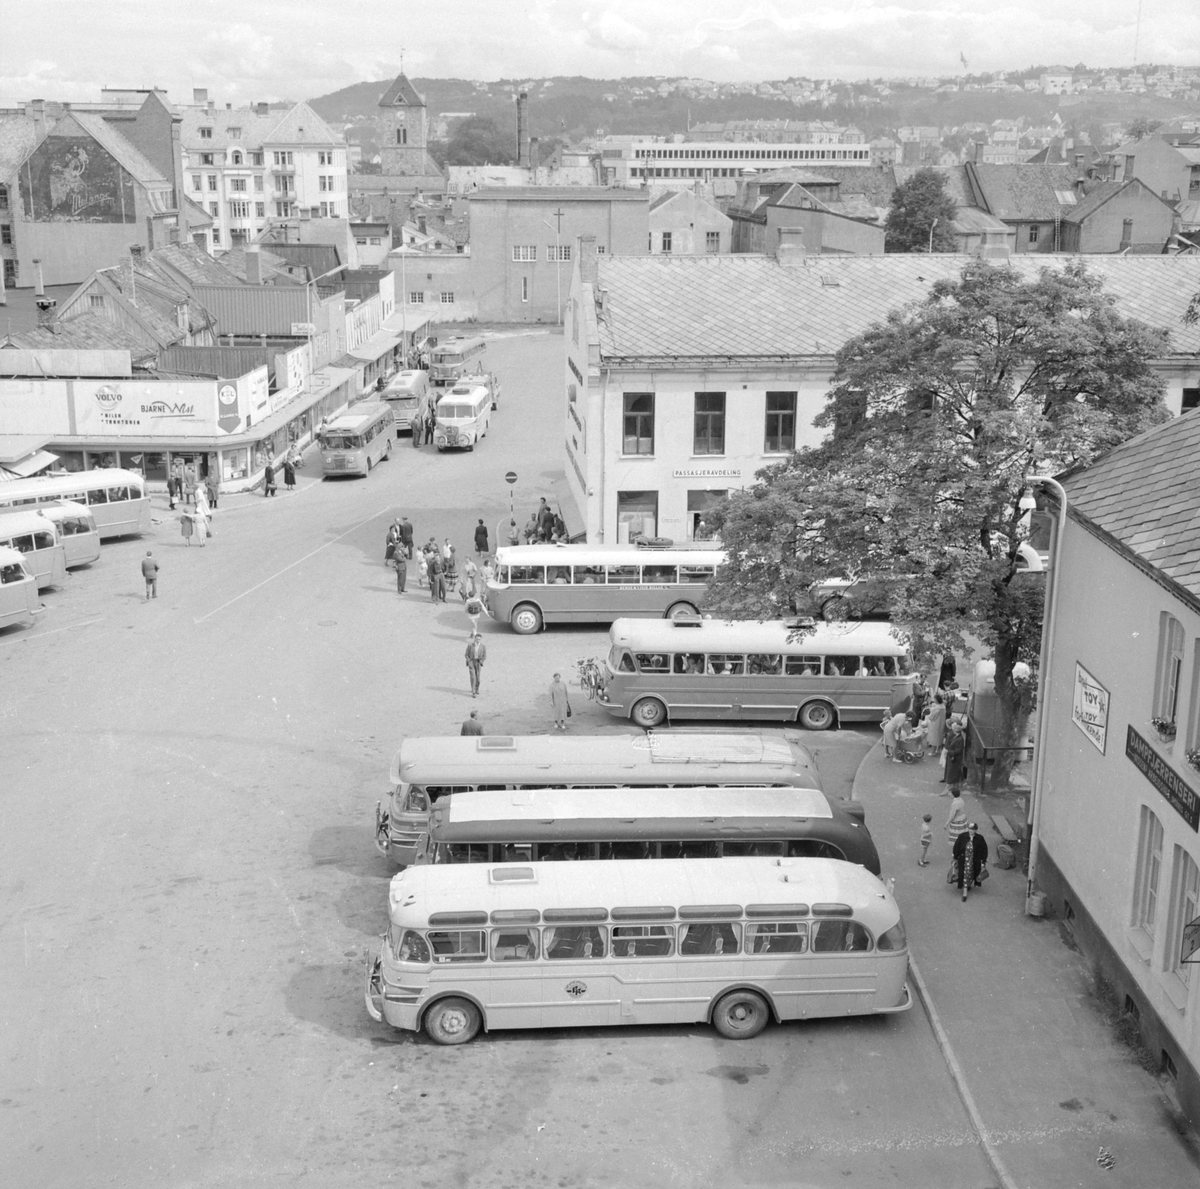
[1126,118,1162,140]
[884,168,959,253]
[445,117,515,167]
[707,261,1168,779]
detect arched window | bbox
[232,151,242,165]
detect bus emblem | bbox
[564,980,587,997]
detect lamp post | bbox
[1022,475,1068,915]
[928,217,939,254]
[542,208,565,325]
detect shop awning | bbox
[346,325,404,364]
[0,449,60,479]
[551,474,587,542]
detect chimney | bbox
[256,102,269,117]
[579,234,599,285]
[193,87,208,105]
[245,244,262,285]
[33,260,57,326]
[530,136,540,177]
[120,247,138,303]
[1073,152,1084,170]
[34,259,45,297]
[30,98,47,139]
[206,99,214,117]
[516,91,529,167]
[776,226,807,266]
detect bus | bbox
[0,511,67,591]
[487,544,725,635]
[364,856,912,1044]
[320,402,395,477]
[379,370,430,434]
[426,786,881,873]
[430,336,487,388]
[37,501,101,568]
[0,546,41,632]
[0,468,150,540]
[433,385,491,452]
[375,730,826,866]
[600,618,914,730]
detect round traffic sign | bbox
[505,471,518,485]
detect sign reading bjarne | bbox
[1072,662,1110,753]
[1126,726,1200,832]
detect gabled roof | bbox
[4,311,152,357]
[217,246,303,285]
[964,162,1082,221]
[58,112,171,190]
[178,106,279,152]
[142,242,243,287]
[264,101,340,147]
[1061,177,1176,225]
[379,74,425,109]
[1063,412,1200,601]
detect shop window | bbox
[1133,806,1164,939]
[693,393,725,455]
[617,491,658,543]
[1165,847,1199,985]
[1154,613,1186,732]
[622,393,654,455]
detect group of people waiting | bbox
[167,460,218,513]
[523,498,567,544]
[384,517,492,605]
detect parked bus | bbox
[600,618,914,730]
[0,546,41,632]
[365,856,912,1044]
[429,336,487,387]
[320,402,394,477]
[375,730,825,866]
[37,501,101,568]
[433,385,491,452]
[487,544,725,635]
[0,511,67,591]
[379,370,430,434]
[427,786,880,873]
[0,468,150,540]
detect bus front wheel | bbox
[631,697,667,729]
[712,989,769,1039]
[511,604,543,635]
[424,997,481,1046]
[665,601,698,620]
[798,701,835,731]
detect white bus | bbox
[430,336,487,387]
[0,468,150,540]
[375,730,824,867]
[433,385,491,452]
[600,618,914,730]
[0,546,41,632]
[487,544,725,635]
[320,402,395,477]
[379,370,430,433]
[365,856,912,1044]
[0,511,67,591]
[37,501,101,568]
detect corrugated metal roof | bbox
[193,284,310,336]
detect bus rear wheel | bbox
[424,997,481,1046]
[798,701,835,731]
[511,604,543,635]
[665,601,698,620]
[631,697,667,729]
[712,989,769,1039]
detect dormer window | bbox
[228,127,241,139]
[231,151,243,165]
[199,127,213,140]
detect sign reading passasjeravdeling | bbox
[1126,726,1200,831]
[1072,662,1109,753]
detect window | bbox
[1155,614,1186,729]
[0,184,7,210]
[491,928,539,961]
[191,175,202,191]
[275,201,293,217]
[230,178,247,192]
[679,922,740,956]
[785,655,823,675]
[623,393,654,455]
[521,275,529,302]
[318,151,331,165]
[706,230,720,253]
[254,175,263,191]
[255,203,265,218]
[546,244,571,261]
[251,152,263,166]
[616,492,658,541]
[811,920,872,953]
[544,925,606,959]
[1166,849,1200,984]
[635,652,670,673]
[765,391,796,453]
[596,245,606,254]
[693,392,726,455]
[273,151,293,166]
[230,149,242,163]
[397,128,408,145]
[746,921,807,954]
[1134,806,1165,939]
[0,224,10,246]
[1028,225,1040,244]
[207,175,217,191]
[440,292,455,304]
[612,925,674,958]
[276,175,294,193]
[199,127,213,140]
[229,200,249,218]
[319,202,329,217]
[89,294,104,309]
[200,153,213,166]
[319,175,328,191]
[512,245,537,262]
[1183,388,1200,412]
[661,231,673,253]
[427,930,486,962]
[408,291,425,304]
[707,654,746,676]
[210,228,220,245]
[1122,218,1134,242]
[209,202,219,216]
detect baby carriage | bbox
[895,728,928,764]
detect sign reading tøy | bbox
[1072,662,1109,754]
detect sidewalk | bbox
[853,740,1200,1188]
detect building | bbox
[963,162,1087,253]
[562,246,1200,542]
[178,92,348,252]
[1059,179,1178,253]
[727,177,884,256]
[467,187,648,323]
[1033,411,1200,1125]
[647,189,731,255]
[1040,68,1074,95]
[1107,136,1200,206]
[351,220,392,267]
[376,74,441,178]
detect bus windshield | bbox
[438,405,472,420]
[324,434,360,450]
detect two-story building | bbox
[647,189,731,255]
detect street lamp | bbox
[928,217,939,254]
[1022,475,1068,916]
[542,209,565,326]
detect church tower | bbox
[378,73,434,176]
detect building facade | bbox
[376,74,441,178]
[601,137,873,185]
[647,189,731,255]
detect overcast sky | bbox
[4,0,1194,107]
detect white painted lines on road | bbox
[193,504,393,624]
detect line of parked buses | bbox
[366,537,922,1047]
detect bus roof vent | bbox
[811,902,854,916]
[611,905,676,921]
[746,902,809,917]
[477,736,517,750]
[490,866,537,883]
[671,616,704,628]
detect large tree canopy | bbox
[445,117,515,167]
[707,260,1168,766]
[885,167,959,253]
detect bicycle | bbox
[576,657,604,701]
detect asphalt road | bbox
[0,329,994,1188]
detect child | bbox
[918,814,933,866]
[417,551,429,589]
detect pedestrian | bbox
[180,510,194,545]
[506,520,520,547]
[393,550,407,593]
[264,461,277,497]
[939,651,957,693]
[442,537,453,563]
[523,514,538,544]
[411,410,423,448]
[536,498,553,541]
[921,691,947,754]
[953,822,989,903]
[423,406,435,445]
[183,462,197,507]
[417,550,429,589]
[445,546,459,597]
[385,519,401,565]
[461,556,478,601]
[943,720,967,789]
[283,457,296,491]
[204,470,219,510]
[465,630,487,697]
[474,518,489,557]
[141,550,159,600]
[399,516,414,559]
[192,487,210,546]
[549,672,571,731]
[461,709,483,736]
[167,462,181,511]
[428,549,444,603]
[918,813,933,867]
[881,710,908,759]
[552,512,566,541]
[945,790,968,849]
[909,673,930,727]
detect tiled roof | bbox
[264,102,340,147]
[1060,180,1124,223]
[592,254,1200,362]
[965,162,1082,220]
[7,312,152,355]
[379,74,425,109]
[217,246,302,285]
[146,242,242,286]
[0,114,37,176]
[757,165,899,207]
[1063,412,1200,600]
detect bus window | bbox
[401,787,431,813]
[673,652,704,674]
[606,564,640,584]
[496,843,534,862]
[8,534,34,553]
[612,925,674,957]
[509,565,545,584]
[108,486,130,502]
[859,656,898,676]
[1,563,24,584]
[824,656,856,676]
[747,654,782,675]
[603,841,652,860]
[546,566,572,584]
[389,928,431,963]
[722,841,786,857]
[811,920,873,953]
[785,655,822,675]
[32,532,55,550]
[574,565,605,584]
[746,921,808,954]
[87,488,109,505]
[437,843,490,863]
[660,841,719,858]
[679,922,740,956]
[491,928,539,961]
[60,517,88,535]
[544,925,606,959]
[679,564,715,584]
[787,840,845,860]
[707,654,745,676]
[424,785,469,803]
[427,930,487,962]
[643,564,678,584]
[635,653,670,673]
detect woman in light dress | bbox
[192,483,211,546]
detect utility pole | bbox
[543,207,565,325]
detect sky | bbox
[3,0,1196,107]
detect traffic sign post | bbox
[505,472,518,546]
